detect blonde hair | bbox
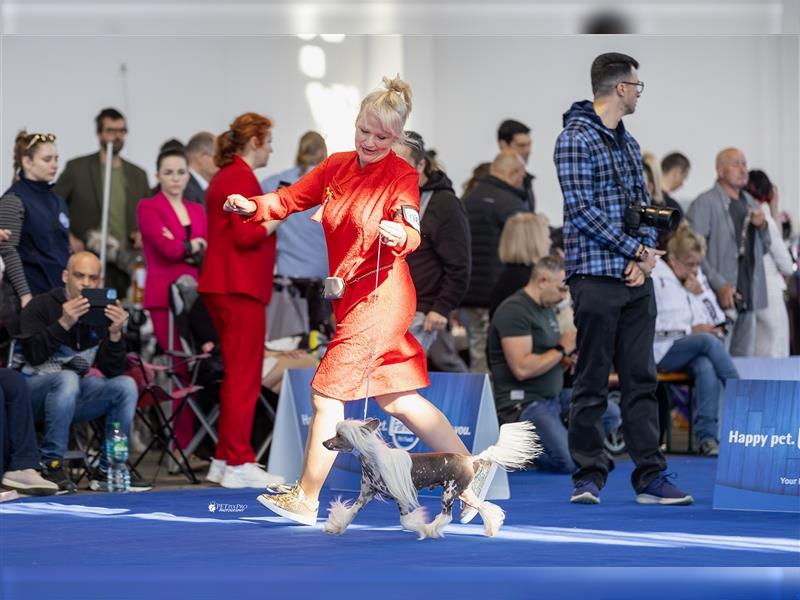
[295,131,327,175]
[356,75,412,138]
[667,220,706,261]
[642,151,664,204]
[498,213,551,265]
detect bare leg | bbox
[297,392,345,503]
[375,391,469,455]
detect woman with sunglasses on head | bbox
[0,131,71,308]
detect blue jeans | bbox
[657,333,739,444]
[520,389,622,474]
[26,371,138,465]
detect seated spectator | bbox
[489,212,551,319]
[745,170,793,357]
[0,130,71,308]
[18,251,146,492]
[487,255,620,473]
[652,222,740,456]
[393,131,471,372]
[1,367,58,496]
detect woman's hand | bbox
[224,194,257,215]
[0,228,11,242]
[379,220,407,247]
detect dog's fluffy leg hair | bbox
[324,497,357,535]
[477,501,505,537]
[400,506,430,540]
[425,511,453,539]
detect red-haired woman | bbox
[198,113,284,489]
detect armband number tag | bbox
[400,206,421,232]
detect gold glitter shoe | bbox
[459,459,498,524]
[257,484,319,526]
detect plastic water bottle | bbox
[106,421,131,493]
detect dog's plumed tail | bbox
[477,421,542,470]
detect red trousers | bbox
[202,292,266,466]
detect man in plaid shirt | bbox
[554,52,693,506]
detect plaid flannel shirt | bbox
[554,100,656,279]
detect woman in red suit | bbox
[137,148,207,452]
[226,77,492,526]
[198,113,284,489]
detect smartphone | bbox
[79,288,117,326]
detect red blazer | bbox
[198,155,276,304]
[137,191,208,309]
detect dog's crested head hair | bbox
[322,418,380,452]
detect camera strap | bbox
[599,132,639,206]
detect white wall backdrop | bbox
[1,35,798,230]
[412,35,800,226]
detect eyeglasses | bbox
[25,133,56,149]
[620,81,645,94]
[103,127,128,135]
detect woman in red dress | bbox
[198,113,284,489]
[226,76,492,525]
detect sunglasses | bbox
[25,133,56,150]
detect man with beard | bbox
[54,108,150,255]
[554,52,692,506]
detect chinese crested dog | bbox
[321,419,541,539]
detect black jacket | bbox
[407,171,471,316]
[461,175,530,307]
[19,288,127,378]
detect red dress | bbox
[249,151,429,400]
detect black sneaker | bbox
[40,459,77,495]
[636,473,694,505]
[88,468,153,492]
[570,479,601,504]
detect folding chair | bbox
[129,355,204,484]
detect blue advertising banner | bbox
[713,379,800,513]
[267,368,510,499]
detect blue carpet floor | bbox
[1,456,798,598]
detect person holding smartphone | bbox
[17,251,147,492]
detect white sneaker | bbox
[219,463,285,489]
[206,458,227,484]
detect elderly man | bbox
[687,148,770,357]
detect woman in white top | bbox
[746,170,794,357]
[652,222,739,456]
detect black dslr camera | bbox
[624,202,680,236]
